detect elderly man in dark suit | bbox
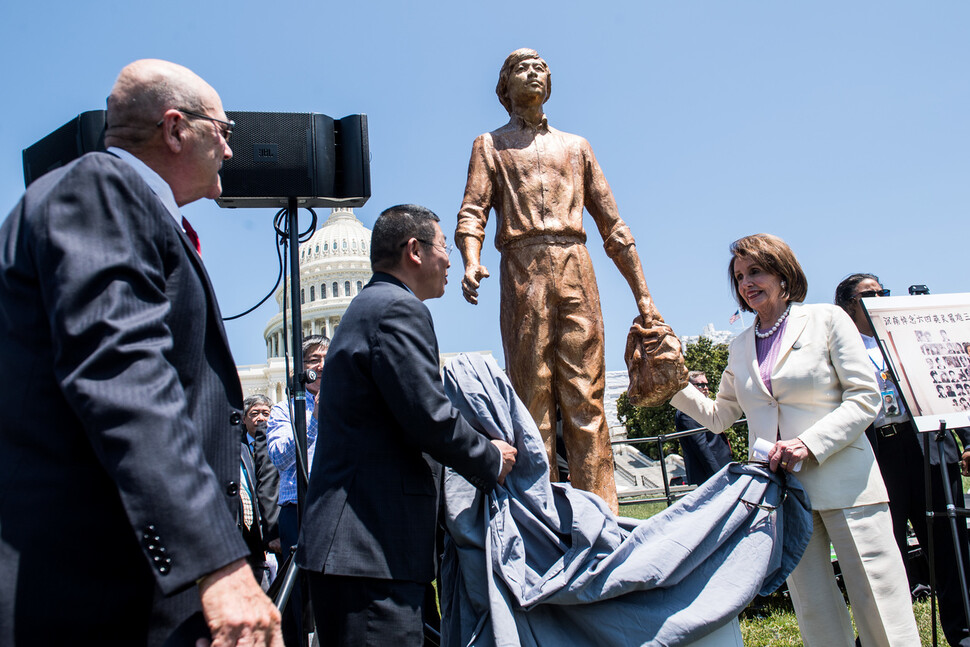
[298,204,517,646]
[0,59,281,646]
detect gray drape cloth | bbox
[440,353,812,647]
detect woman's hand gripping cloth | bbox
[439,353,812,647]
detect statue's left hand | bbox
[462,264,490,305]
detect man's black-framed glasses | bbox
[401,238,454,256]
[854,289,890,300]
[156,108,234,141]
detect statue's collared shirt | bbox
[456,113,635,256]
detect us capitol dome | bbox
[237,207,372,401]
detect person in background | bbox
[241,394,281,588]
[836,272,970,647]
[674,371,733,485]
[267,334,328,645]
[670,234,918,646]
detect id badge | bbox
[881,390,900,417]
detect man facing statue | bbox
[457,48,681,513]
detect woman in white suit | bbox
[671,234,918,646]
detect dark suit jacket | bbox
[240,422,280,558]
[0,153,249,645]
[674,411,733,486]
[297,273,501,583]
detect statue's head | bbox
[496,48,552,115]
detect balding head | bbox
[105,59,217,151]
[103,59,232,206]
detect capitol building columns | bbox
[237,208,372,403]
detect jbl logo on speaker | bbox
[254,144,278,163]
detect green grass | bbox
[738,593,941,646]
[619,498,951,646]
[618,500,669,520]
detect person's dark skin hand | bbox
[491,439,517,484]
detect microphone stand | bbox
[274,197,314,645]
[921,420,970,646]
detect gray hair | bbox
[104,59,211,150]
[243,393,272,414]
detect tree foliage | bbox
[616,336,749,462]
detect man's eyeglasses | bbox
[691,382,710,390]
[401,238,454,256]
[157,108,234,142]
[854,289,890,301]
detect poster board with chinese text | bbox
[862,293,970,433]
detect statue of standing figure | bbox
[456,48,686,513]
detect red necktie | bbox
[181,216,201,255]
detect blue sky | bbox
[1,2,967,369]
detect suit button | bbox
[226,481,239,496]
[230,411,242,425]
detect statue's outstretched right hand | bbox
[462,264,490,305]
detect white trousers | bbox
[787,503,920,647]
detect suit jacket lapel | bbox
[171,215,237,372]
[743,326,773,399]
[774,304,809,371]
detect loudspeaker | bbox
[22,110,106,187]
[22,110,371,209]
[216,111,371,209]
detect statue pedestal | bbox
[686,616,743,647]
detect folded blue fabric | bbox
[440,353,812,647]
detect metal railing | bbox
[611,418,747,507]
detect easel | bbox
[919,419,970,646]
[863,293,970,646]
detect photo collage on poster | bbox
[916,328,970,412]
[864,294,970,430]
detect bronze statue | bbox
[457,48,686,513]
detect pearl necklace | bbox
[755,303,791,339]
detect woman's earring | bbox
[781,280,787,290]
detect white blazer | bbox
[671,302,887,510]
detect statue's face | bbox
[507,57,549,106]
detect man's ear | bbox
[402,237,422,267]
[158,110,186,153]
